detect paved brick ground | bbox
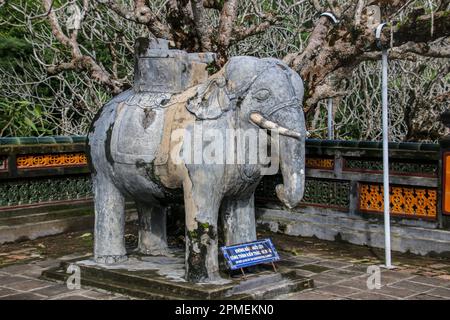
[1,230,449,300]
[0,260,129,300]
[275,254,450,300]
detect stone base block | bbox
[41,250,313,300]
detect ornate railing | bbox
[0,136,91,208]
[256,140,442,224]
[0,136,446,228]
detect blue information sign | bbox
[221,238,280,270]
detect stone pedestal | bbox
[41,249,313,300]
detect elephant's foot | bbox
[95,255,128,265]
[186,270,229,284]
[138,230,170,256]
[186,230,223,283]
[137,245,172,257]
[136,202,169,257]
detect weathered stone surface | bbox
[390,280,436,292]
[88,38,307,283]
[315,285,362,297]
[53,295,95,300]
[409,294,446,300]
[0,287,18,298]
[257,208,450,256]
[409,275,450,287]
[32,284,73,297]
[0,292,45,300]
[337,277,375,290]
[310,273,345,285]
[41,252,313,300]
[424,287,450,298]
[377,285,420,298]
[2,279,50,291]
[0,275,30,285]
[348,291,398,300]
[0,203,137,245]
[284,291,336,300]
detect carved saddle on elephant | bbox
[153,58,307,190]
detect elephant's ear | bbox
[289,69,304,104]
[186,75,230,120]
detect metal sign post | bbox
[327,98,334,140]
[319,12,339,142]
[376,23,393,269]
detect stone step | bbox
[41,268,185,300]
[0,204,137,244]
[0,201,95,219]
[0,209,93,226]
[41,257,313,300]
[244,278,311,299]
[227,272,283,295]
[0,201,136,222]
[57,260,241,299]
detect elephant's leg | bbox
[93,174,127,264]
[221,194,257,246]
[136,202,169,256]
[183,174,222,283]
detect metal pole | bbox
[327,98,334,140]
[320,10,339,141]
[381,48,392,269]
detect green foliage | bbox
[0,1,124,136]
[0,37,32,69]
[0,100,54,136]
[0,4,33,71]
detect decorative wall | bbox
[358,183,437,219]
[344,158,437,177]
[0,137,445,226]
[305,157,334,170]
[302,179,350,208]
[16,153,87,169]
[0,156,7,172]
[256,176,350,209]
[0,175,92,207]
[0,136,90,210]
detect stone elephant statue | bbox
[87,38,307,283]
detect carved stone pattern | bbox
[345,159,437,176]
[359,183,437,218]
[305,157,334,170]
[0,175,92,207]
[16,153,87,169]
[302,178,350,207]
[0,156,7,171]
[125,92,172,109]
[256,176,350,208]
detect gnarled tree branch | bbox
[217,0,238,64]
[190,0,212,50]
[43,0,122,93]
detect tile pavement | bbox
[0,262,129,300]
[1,236,449,300]
[277,254,450,300]
[2,252,449,300]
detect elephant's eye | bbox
[253,89,270,101]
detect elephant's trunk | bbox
[273,111,306,209]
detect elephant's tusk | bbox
[249,112,304,140]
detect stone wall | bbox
[0,136,134,243]
[254,139,450,256]
[0,136,91,209]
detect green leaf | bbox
[24,117,38,133]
